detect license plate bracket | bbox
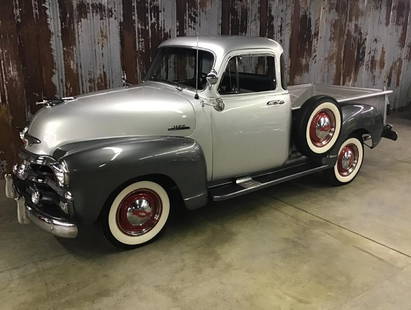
[4,174,30,224]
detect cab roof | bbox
[159,36,283,55]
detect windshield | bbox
[146,47,214,90]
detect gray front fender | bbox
[56,136,208,224]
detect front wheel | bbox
[103,180,170,248]
[325,137,364,185]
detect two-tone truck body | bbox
[4,36,397,247]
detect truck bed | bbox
[289,84,393,123]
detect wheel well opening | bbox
[142,174,183,199]
[98,174,185,224]
[351,128,372,145]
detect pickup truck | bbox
[4,36,398,248]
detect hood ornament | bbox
[36,97,76,107]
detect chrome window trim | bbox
[215,49,282,97]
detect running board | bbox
[210,163,329,201]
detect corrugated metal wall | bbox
[1,0,411,173]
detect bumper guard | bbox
[4,173,78,238]
[382,124,398,141]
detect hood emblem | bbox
[168,124,190,131]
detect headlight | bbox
[52,160,70,187]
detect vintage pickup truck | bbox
[4,36,397,248]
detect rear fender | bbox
[326,103,383,165]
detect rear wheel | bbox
[103,180,170,248]
[325,137,364,185]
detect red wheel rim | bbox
[337,143,359,176]
[309,109,336,147]
[116,189,163,236]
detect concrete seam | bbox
[273,197,411,259]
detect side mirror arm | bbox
[201,97,225,112]
[206,70,219,87]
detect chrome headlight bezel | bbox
[51,160,70,187]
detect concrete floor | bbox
[1,112,411,309]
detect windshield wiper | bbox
[171,80,184,91]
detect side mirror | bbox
[206,70,218,86]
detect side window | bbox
[218,55,276,95]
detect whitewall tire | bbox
[305,102,341,154]
[327,137,364,185]
[295,96,342,157]
[105,181,170,247]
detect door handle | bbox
[267,100,285,106]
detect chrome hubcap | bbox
[126,198,153,226]
[310,109,336,147]
[116,189,162,236]
[337,144,359,176]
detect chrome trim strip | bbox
[237,179,262,189]
[19,150,69,189]
[26,204,78,238]
[337,90,393,103]
[212,164,329,201]
[19,149,57,166]
[236,176,252,184]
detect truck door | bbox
[211,53,291,180]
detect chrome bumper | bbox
[4,173,78,238]
[26,204,78,238]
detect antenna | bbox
[194,0,200,100]
[194,36,199,99]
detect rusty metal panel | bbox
[58,0,80,95]
[74,0,122,93]
[15,0,57,117]
[0,0,27,174]
[1,0,411,174]
[120,0,138,83]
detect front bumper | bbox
[4,172,78,239]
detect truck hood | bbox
[26,82,196,155]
